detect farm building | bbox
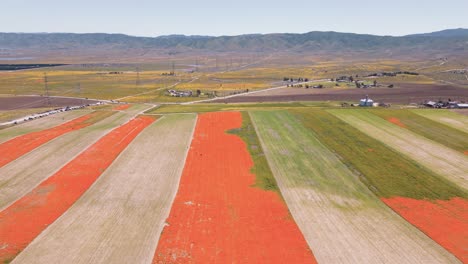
[168,89,192,97]
[359,95,374,107]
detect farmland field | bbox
[0,50,467,264]
[0,110,115,168]
[370,109,468,154]
[0,96,98,110]
[411,109,468,134]
[0,115,155,263]
[0,109,89,143]
[290,109,467,262]
[329,109,468,189]
[219,83,468,104]
[13,114,196,264]
[250,110,459,263]
[154,111,316,263]
[0,107,57,123]
[0,110,131,210]
[146,102,306,114]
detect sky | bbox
[1,0,467,37]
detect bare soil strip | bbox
[0,96,99,111]
[216,84,468,104]
[0,111,130,211]
[12,114,196,264]
[330,110,468,189]
[250,111,460,264]
[0,116,155,263]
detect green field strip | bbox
[250,110,459,263]
[146,102,306,114]
[289,109,467,200]
[411,109,468,134]
[251,110,373,201]
[329,109,468,190]
[12,114,197,264]
[228,112,279,193]
[371,109,468,154]
[123,103,153,114]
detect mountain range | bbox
[0,29,467,60]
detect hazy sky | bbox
[1,0,467,37]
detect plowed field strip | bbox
[371,110,468,154]
[329,110,468,189]
[0,116,155,263]
[12,114,196,264]
[0,111,114,168]
[250,111,459,263]
[153,112,317,264]
[411,109,468,134]
[0,111,130,210]
[0,110,89,144]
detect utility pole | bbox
[76,82,83,105]
[44,72,51,106]
[171,61,175,76]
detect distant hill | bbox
[408,28,468,37]
[0,29,467,60]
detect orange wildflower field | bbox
[113,104,131,111]
[153,112,316,264]
[0,116,156,263]
[383,197,468,263]
[0,111,110,168]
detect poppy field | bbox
[0,105,466,263]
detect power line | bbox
[44,72,51,106]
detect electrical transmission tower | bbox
[44,72,51,106]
